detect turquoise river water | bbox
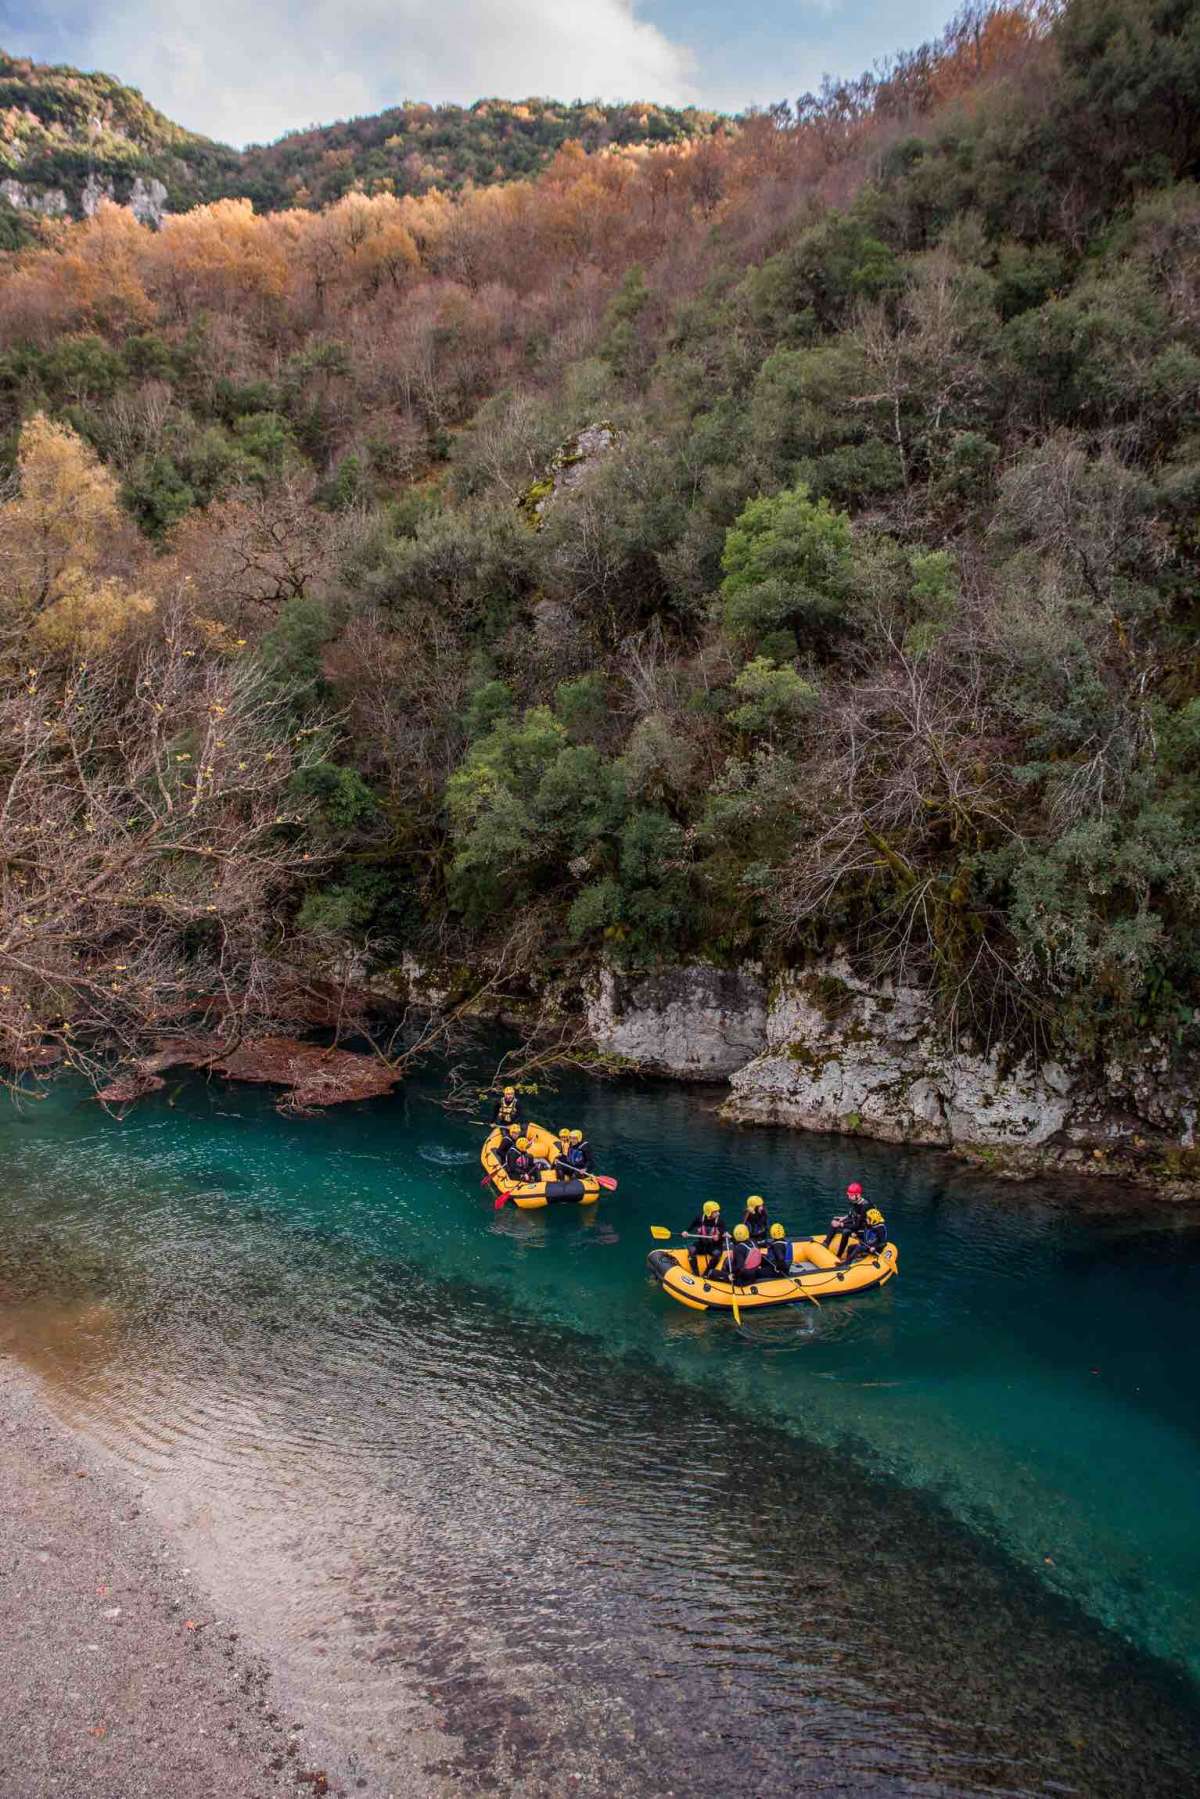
[0,1067,1198,1795]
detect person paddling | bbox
[496,1123,523,1175]
[844,1206,888,1263]
[687,1200,724,1273]
[509,1135,540,1182]
[727,1222,764,1286]
[763,1221,791,1277]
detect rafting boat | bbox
[481,1122,602,1208]
[647,1235,899,1311]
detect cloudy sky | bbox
[1,0,955,146]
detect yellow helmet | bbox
[559,1129,571,1141]
[866,1207,884,1225]
[746,1194,765,1210]
[733,1223,750,1242]
[508,1122,521,1137]
[570,1130,583,1143]
[702,1200,720,1216]
[503,1087,516,1099]
[769,1222,786,1239]
[516,1136,530,1151]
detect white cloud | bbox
[62,0,697,144]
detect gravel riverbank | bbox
[0,1358,344,1799]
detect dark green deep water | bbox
[1,1068,1199,1794]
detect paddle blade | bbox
[595,1174,618,1191]
[650,1225,672,1241]
[493,1191,509,1211]
[731,1293,742,1327]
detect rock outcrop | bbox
[723,964,1070,1146]
[1,173,167,225]
[722,959,1200,1184]
[585,963,767,1079]
[519,423,616,526]
[0,178,67,215]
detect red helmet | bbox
[846,1182,863,1198]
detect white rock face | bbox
[80,174,116,217]
[585,963,767,1079]
[128,177,168,226]
[0,178,68,215]
[725,960,1075,1148]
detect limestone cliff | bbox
[584,963,766,1079]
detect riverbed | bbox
[1,1068,1198,1795]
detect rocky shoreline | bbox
[0,1359,354,1799]
[572,959,1200,1196]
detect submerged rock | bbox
[98,1035,398,1112]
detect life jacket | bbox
[511,1152,537,1181]
[730,1241,762,1280]
[693,1216,722,1242]
[497,1097,520,1124]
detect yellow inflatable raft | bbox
[647,1235,898,1312]
[481,1122,601,1209]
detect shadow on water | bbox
[0,1071,1199,1795]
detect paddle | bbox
[722,1234,743,1327]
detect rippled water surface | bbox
[1,1070,1199,1795]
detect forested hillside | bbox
[0,52,240,225]
[1,0,1199,1090]
[0,50,722,225]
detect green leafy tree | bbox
[720,482,854,657]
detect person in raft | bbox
[742,1194,771,1245]
[824,1182,869,1259]
[843,1207,888,1263]
[727,1223,765,1285]
[763,1221,792,1277]
[565,1128,591,1171]
[508,1136,542,1183]
[491,1086,525,1128]
[496,1122,523,1175]
[687,1200,725,1273]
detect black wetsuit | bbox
[687,1215,724,1273]
[763,1239,792,1277]
[845,1221,888,1263]
[743,1208,770,1245]
[824,1199,868,1259]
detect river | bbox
[1,1067,1197,1795]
